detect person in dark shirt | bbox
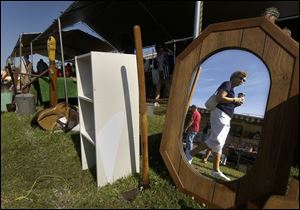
[36,59,48,74]
[153,44,174,106]
[190,71,247,181]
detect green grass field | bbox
[1,111,205,209]
[1,108,298,208]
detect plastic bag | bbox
[205,94,218,111]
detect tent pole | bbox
[278,15,299,22]
[193,1,203,39]
[30,42,33,69]
[19,33,22,91]
[173,42,176,64]
[58,17,68,105]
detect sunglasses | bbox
[239,77,246,82]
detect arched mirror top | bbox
[193,48,270,118]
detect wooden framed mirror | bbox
[160,17,298,208]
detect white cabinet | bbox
[75,51,140,187]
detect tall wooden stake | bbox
[47,36,57,107]
[133,25,149,187]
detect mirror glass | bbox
[182,49,270,181]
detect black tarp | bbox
[10,29,114,60]
[35,1,299,54]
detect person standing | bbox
[21,55,32,93]
[153,44,173,107]
[190,71,247,181]
[184,105,201,164]
[36,59,48,74]
[201,120,212,164]
[262,7,292,36]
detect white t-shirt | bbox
[19,58,32,73]
[19,58,27,74]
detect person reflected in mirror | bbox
[184,105,201,164]
[201,120,212,164]
[190,71,247,181]
[262,7,292,36]
[253,131,261,140]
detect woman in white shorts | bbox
[190,71,247,181]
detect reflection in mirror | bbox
[188,66,201,102]
[182,49,270,181]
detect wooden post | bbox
[133,25,149,187]
[47,36,57,107]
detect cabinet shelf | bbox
[81,129,95,146]
[75,51,140,187]
[79,95,93,103]
[76,53,94,100]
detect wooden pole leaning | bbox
[47,36,57,107]
[133,25,150,187]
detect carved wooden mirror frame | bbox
[160,17,299,208]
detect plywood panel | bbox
[271,95,298,194]
[200,30,243,60]
[236,38,297,206]
[203,17,265,33]
[212,182,236,209]
[241,27,266,56]
[161,44,202,177]
[161,151,184,189]
[261,19,299,56]
[178,160,215,202]
[263,36,294,111]
[289,57,299,97]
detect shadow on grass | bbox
[70,132,81,159]
[148,133,174,184]
[70,132,97,183]
[178,199,196,209]
[68,132,176,186]
[70,132,160,185]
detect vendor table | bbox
[32,77,77,105]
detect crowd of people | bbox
[1,55,76,93]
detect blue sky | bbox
[1,1,101,69]
[191,49,270,117]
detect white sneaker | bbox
[211,170,231,181]
[154,102,160,107]
[188,159,193,164]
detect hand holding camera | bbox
[236,93,245,104]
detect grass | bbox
[1,106,298,208]
[1,110,204,209]
[191,156,245,181]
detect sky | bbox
[191,49,270,118]
[1,1,102,69]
